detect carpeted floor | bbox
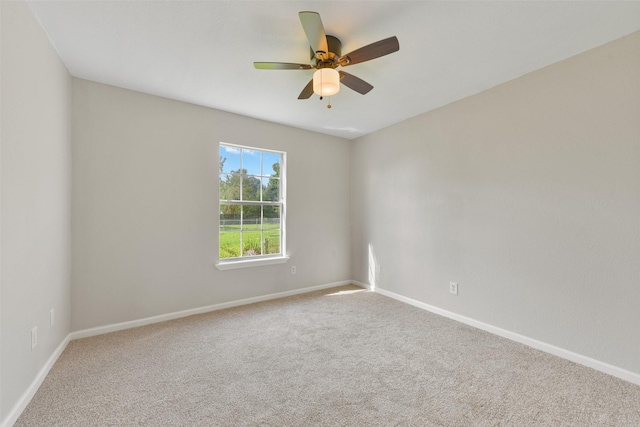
[16,285,640,426]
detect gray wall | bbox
[1,0,72,420]
[71,79,351,331]
[350,32,640,374]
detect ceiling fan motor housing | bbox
[311,35,342,68]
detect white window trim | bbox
[215,256,289,270]
[217,143,287,269]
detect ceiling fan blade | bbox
[339,71,374,95]
[299,11,328,57]
[254,62,312,70]
[338,36,399,66]
[298,78,314,99]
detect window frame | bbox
[216,143,287,269]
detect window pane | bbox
[243,230,262,256]
[243,175,261,201]
[220,145,240,174]
[242,148,261,176]
[263,205,280,229]
[263,229,280,255]
[220,232,241,259]
[220,204,241,259]
[262,152,280,177]
[220,204,241,229]
[262,177,279,202]
[220,173,241,201]
[242,205,261,230]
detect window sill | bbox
[215,256,290,270]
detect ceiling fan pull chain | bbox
[327,96,332,109]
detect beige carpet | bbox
[16,285,640,426]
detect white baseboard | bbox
[369,284,640,387]
[1,334,70,427]
[70,280,353,340]
[351,280,372,291]
[7,278,635,427]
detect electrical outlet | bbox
[449,281,458,295]
[291,266,296,275]
[50,309,55,327]
[31,326,38,350]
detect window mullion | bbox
[239,151,243,202]
[239,205,244,256]
[259,152,263,203]
[260,205,264,255]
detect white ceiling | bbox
[27,1,640,140]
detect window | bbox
[218,143,285,264]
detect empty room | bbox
[1,1,639,425]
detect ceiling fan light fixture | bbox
[313,68,340,97]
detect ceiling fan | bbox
[254,11,399,102]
